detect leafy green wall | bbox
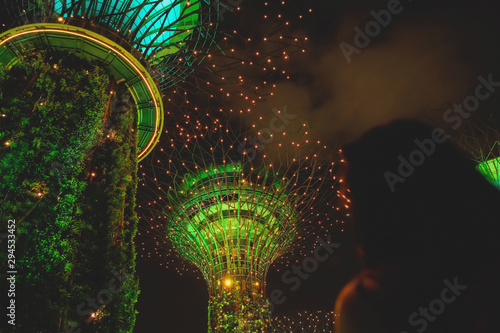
[0,51,140,332]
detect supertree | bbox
[138,105,349,332]
[451,113,500,189]
[271,310,338,332]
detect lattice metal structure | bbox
[169,162,298,288]
[44,0,219,89]
[138,109,348,332]
[453,114,500,189]
[1,0,220,159]
[51,0,208,57]
[272,310,337,333]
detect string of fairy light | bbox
[136,108,350,275]
[272,310,338,332]
[160,26,309,117]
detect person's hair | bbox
[342,119,500,269]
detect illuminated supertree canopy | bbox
[477,156,500,188]
[452,113,500,189]
[50,0,210,59]
[138,107,349,332]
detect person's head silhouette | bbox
[342,119,500,270]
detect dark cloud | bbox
[251,0,500,147]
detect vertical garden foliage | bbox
[68,82,140,333]
[0,52,139,332]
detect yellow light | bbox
[225,279,231,287]
[57,17,63,22]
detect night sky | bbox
[134,0,500,332]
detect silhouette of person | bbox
[334,119,500,333]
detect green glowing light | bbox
[169,163,297,282]
[53,0,201,58]
[17,0,220,90]
[476,157,500,189]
